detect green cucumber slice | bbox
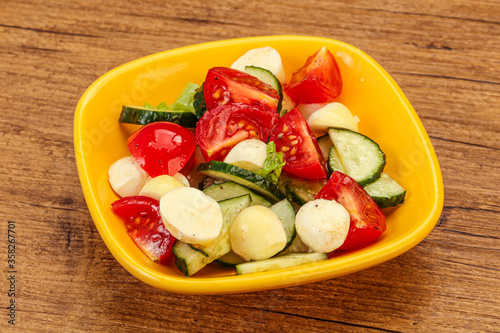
[278,172,326,206]
[364,173,406,208]
[278,234,312,256]
[203,181,271,207]
[327,146,346,174]
[270,199,296,248]
[316,134,332,161]
[215,251,246,267]
[245,66,282,96]
[119,105,198,127]
[328,127,386,186]
[174,194,251,276]
[193,84,207,120]
[245,66,283,112]
[192,194,252,258]
[173,241,208,277]
[235,253,327,275]
[197,161,286,203]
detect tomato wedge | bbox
[127,121,196,177]
[269,108,328,179]
[204,67,280,112]
[111,196,176,265]
[196,103,279,161]
[316,171,386,250]
[285,47,342,104]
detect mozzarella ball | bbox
[307,102,359,135]
[230,205,287,261]
[223,139,268,171]
[231,46,286,83]
[108,156,149,197]
[160,187,223,246]
[295,199,350,253]
[139,174,185,200]
[173,172,190,187]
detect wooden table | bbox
[1,0,499,331]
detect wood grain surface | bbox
[1,0,499,332]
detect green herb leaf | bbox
[144,82,200,114]
[255,142,285,184]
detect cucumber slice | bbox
[235,253,327,275]
[203,181,271,207]
[193,84,207,120]
[173,241,208,277]
[327,146,345,174]
[270,199,296,248]
[193,194,252,257]
[278,234,312,256]
[328,127,386,186]
[245,66,283,113]
[316,134,332,161]
[174,194,251,276]
[197,161,286,203]
[119,105,198,127]
[215,251,246,267]
[245,66,282,96]
[278,173,327,206]
[364,173,406,208]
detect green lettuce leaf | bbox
[144,82,200,114]
[255,142,285,184]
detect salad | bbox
[107,46,407,276]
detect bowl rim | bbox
[74,35,444,294]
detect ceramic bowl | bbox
[74,35,443,294]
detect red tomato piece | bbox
[316,171,386,250]
[111,196,176,265]
[204,67,280,112]
[127,121,196,177]
[269,108,328,179]
[196,103,279,161]
[285,47,342,104]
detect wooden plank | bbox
[0,0,499,332]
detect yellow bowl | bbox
[74,35,443,294]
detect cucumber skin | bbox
[193,85,207,120]
[173,241,208,276]
[270,199,296,248]
[119,106,198,127]
[316,134,332,162]
[192,194,252,257]
[215,251,246,267]
[364,173,406,208]
[203,181,272,207]
[278,173,327,207]
[244,66,283,114]
[245,66,282,96]
[235,253,327,275]
[328,127,386,187]
[197,161,286,203]
[174,195,252,276]
[371,193,405,209]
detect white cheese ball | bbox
[139,174,185,200]
[295,199,350,253]
[223,139,268,172]
[160,187,223,246]
[108,156,149,197]
[230,205,287,261]
[230,46,286,83]
[307,102,359,134]
[173,173,190,187]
